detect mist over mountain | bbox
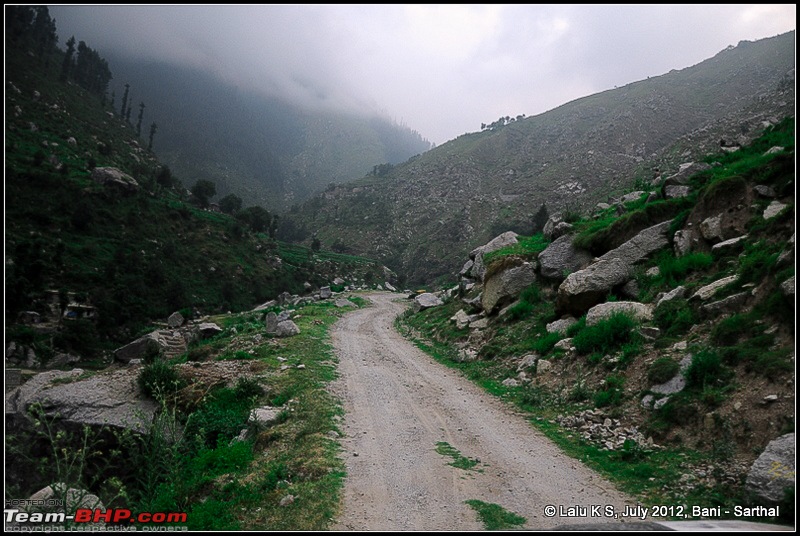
[105,55,431,211]
[283,32,796,284]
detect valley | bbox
[4,9,795,532]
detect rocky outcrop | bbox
[673,229,695,257]
[690,275,738,301]
[598,221,671,266]
[586,301,653,326]
[451,309,471,330]
[746,433,795,503]
[482,261,536,314]
[702,292,749,315]
[662,162,711,186]
[167,311,184,328]
[538,235,593,281]
[265,312,300,337]
[557,409,657,451]
[413,293,443,312]
[6,367,156,433]
[655,286,688,309]
[468,231,519,281]
[114,333,158,363]
[764,200,788,220]
[546,317,577,335]
[556,259,632,316]
[711,235,747,256]
[275,320,300,337]
[91,167,139,192]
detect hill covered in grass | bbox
[283,31,795,285]
[400,117,795,518]
[5,15,389,361]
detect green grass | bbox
[435,442,482,471]
[572,198,692,256]
[482,233,549,267]
[464,500,526,530]
[571,312,641,358]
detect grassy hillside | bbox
[400,118,795,519]
[284,31,795,285]
[5,34,387,359]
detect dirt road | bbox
[330,293,635,531]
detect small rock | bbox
[279,495,295,507]
[762,394,779,404]
[763,201,787,220]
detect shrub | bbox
[653,299,697,337]
[685,349,730,389]
[594,375,625,408]
[573,312,640,356]
[648,357,680,385]
[138,360,182,400]
[738,241,780,284]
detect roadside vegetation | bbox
[398,118,795,524]
[8,300,361,530]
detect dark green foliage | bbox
[711,313,757,346]
[573,198,691,255]
[191,179,217,208]
[656,252,713,287]
[572,312,641,357]
[73,40,113,97]
[738,241,780,284]
[653,299,697,337]
[219,193,243,214]
[183,385,256,451]
[236,205,272,232]
[52,319,102,358]
[648,358,681,385]
[507,285,540,320]
[594,374,625,407]
[138,360,182,400]
[685,350,730,389]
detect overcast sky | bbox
[49,4,796,145]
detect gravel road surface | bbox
[331,293,635,531]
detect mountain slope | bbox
[104,56,432,210]
[284,31,795,284]
[5,32,389,359]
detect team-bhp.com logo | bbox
[5,508,187,527]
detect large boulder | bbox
[114,332,163,363]
[482,261,536,314]
[538,235,593,281]
[319,286,333,299]
[413,293,443,312]
[556,259,632,316]
[276,320,300,337]
[167,311,185,328]
[469,232,519,281]
[746,433,795,503]
[662,162,711,187]
[673,229,695,257]
[691,275,738,301]
[586,301,653,326]
[90,167,139,192]
[6,367,157,433]
[598,221,671,266]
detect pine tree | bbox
[148,122,157,151]
[60,36,75,82]
[136,102,145,137]
[120,83,130,119]
[125,94,133,124]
